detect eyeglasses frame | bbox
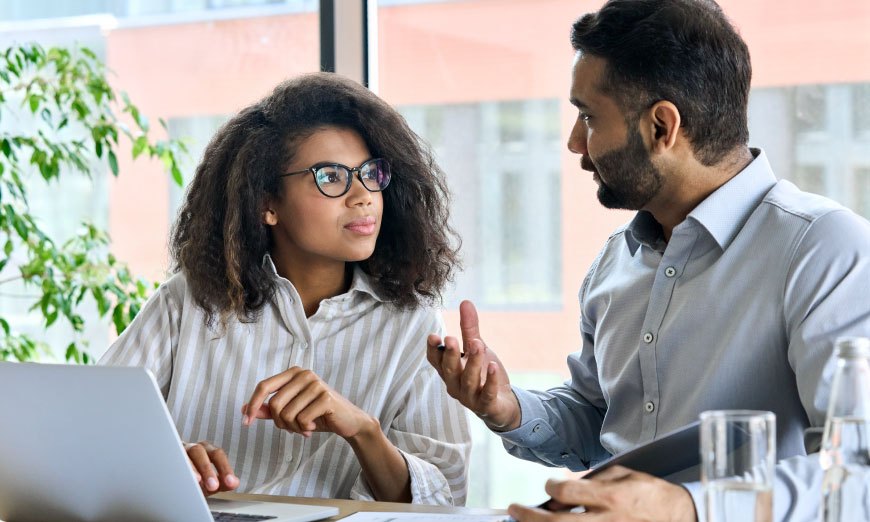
[279,157,391,198]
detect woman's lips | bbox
[344,216,377,235]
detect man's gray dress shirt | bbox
[497,149,870,521]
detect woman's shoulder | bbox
[351,266,441,318]
[150,271,192,308]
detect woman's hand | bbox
[183,441,240,497]
[242,367,377,440]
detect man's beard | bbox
[585,125,664,210]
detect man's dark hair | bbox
[571,0,751,166]
[171,73,460,327]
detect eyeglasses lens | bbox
[315,166,349,197]
[361,160,391,192]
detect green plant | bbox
[0,43,187,363]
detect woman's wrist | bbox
[346,414,382,445]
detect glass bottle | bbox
[819,337,870,522]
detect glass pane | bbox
[0,0,317,20]
[379,0,870,510]
[1,3,319,361]
[855,168,870,220]
[378,0,588,508]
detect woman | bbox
[100,73,470,505]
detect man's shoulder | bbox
[761,179,870,254]
[762,179,849,224]
[579,222,633,296]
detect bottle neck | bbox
[827,358,870,421]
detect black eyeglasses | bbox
[280,158,391,198]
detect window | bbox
[0,0,316,21]
[855,168,870,220]
[399,100,562,309]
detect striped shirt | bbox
[99,259,471,505]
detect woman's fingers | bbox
[205,443,239,491]
[277,379,327,434]
[185,442,221,495]
[243,367,302,426]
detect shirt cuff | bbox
[401,449,454,505]
[347,450,453,505]
[682,480,706,522]
[496,385,559,448]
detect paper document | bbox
[339,512,511,521]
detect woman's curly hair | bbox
[170,73,460,326]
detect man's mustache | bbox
[581,156,597,173]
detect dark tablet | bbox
[584,420,701,479]
[538,421,701,513]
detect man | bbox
[426,0,870,520]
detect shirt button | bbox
[533,424,541,433]
[644,401,655,413]
[665,266,677,277]
[285,456,293,463]
[560,452,570,459]
[643,332,654,343]
[300,342,309,349]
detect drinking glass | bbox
[700,410,776,522]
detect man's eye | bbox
[580,113,592,123]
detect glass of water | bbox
[701,410,776,522]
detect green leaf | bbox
[132,135,148,159]
[128,302,140,321]
[171,164,183,186]
[65,342,80,363]
[0,318,9,336]
[94,287,109,316]
[137,113,150,133]
[107,149,118,175]
[28,94,39,113]
[11,215,28,240]
[4,240,12,256]
[81,47,98,61]
[112,303,125,334]
[45,310,58,327]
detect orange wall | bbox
[104,1,870,375]
[106,13,318,283]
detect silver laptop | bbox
[0,362,339,522]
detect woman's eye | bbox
[317,169,343,184]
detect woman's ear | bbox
[263,207,278,226]
[648,101,681,154]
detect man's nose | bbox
[567,121,587,155]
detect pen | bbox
[436,343,466,358]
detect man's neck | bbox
[649,147,754,241]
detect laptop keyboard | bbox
[211,511,278,521]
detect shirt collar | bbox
[263,254,385,303]
[685,148,776,250]
[624,211,666,256]
[624,148,777,255]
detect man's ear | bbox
[647,101,681,154]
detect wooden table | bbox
[217,492,509,520]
